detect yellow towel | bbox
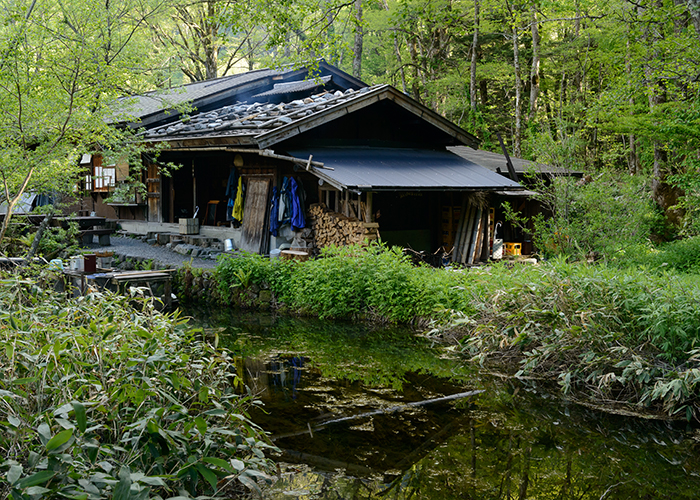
[232,177,244,221]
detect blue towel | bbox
[269,186,280,236]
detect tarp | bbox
[286,147,524,192]
[0,193,37,214]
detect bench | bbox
[79,228,114,246]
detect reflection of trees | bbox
[186,309,700,499]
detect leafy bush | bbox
[210,243,700,417]
[505,171,664,260]
[0,272,276,499]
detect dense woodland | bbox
[5,2,700,497]
[1,0,700,249]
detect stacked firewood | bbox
[308,203,379,248]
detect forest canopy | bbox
[1,0,700,242]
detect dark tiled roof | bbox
[114,68,288,121]
[140,86,374,141]
[251,75,332,98]
[140,84,481,150]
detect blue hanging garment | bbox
[279,177,291,225]
[290,177,305,231]
[269,186,280,236]
[226,197,234,222]
[225,168,237,198]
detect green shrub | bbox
[0,272,276,499]
[505,171,664,260]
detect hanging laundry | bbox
[232,176,244,223]
[278,176,291,225]
[225,167,237,221]
[225,167,237,198]
[269,186,280,237]
[226,197,234,221]
[296,178,306,217]
[290,177,306,231]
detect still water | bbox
[185,308,700,499]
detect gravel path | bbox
[103,235,218,269]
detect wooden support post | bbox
[192,160,197,216]
[366,192,373,222]
[470,209,485,265]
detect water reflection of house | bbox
[82,61,561,262]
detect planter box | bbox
[179,218,199,235]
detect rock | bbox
[174,245,191,255]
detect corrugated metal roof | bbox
[448,146,576,176]
[286,147,523,191]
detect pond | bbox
[184,308,700,499]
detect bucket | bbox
[492,239,503,260]
[69,256,84,272]
[270,248,281,260]
[224,239,234,252]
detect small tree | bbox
[0,0,165,247]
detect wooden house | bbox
[86,62,528,263]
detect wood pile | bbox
[309,203,379,248]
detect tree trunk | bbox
[393,34,407,93]
[204,1,218,79]
[642,1,684,226]
[26,212,53,259]
[352,0,363,79]
[470,0,480,112]
[625,21,639,174]
[408,39,422,102]
[479,79,488,107]
[512,23,523,158]
[688,0,700,41]
[572,0,583,98]
[518,446,531,500]
[528,4,540,123]
[0,167,35,246]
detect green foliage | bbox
[2,218,80,259]
[0,271,277,499]
[198,241,700,417]
[437,260,700,418]
[623,236,700,274]
[215,244,466,322]
[505,170,664,260]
